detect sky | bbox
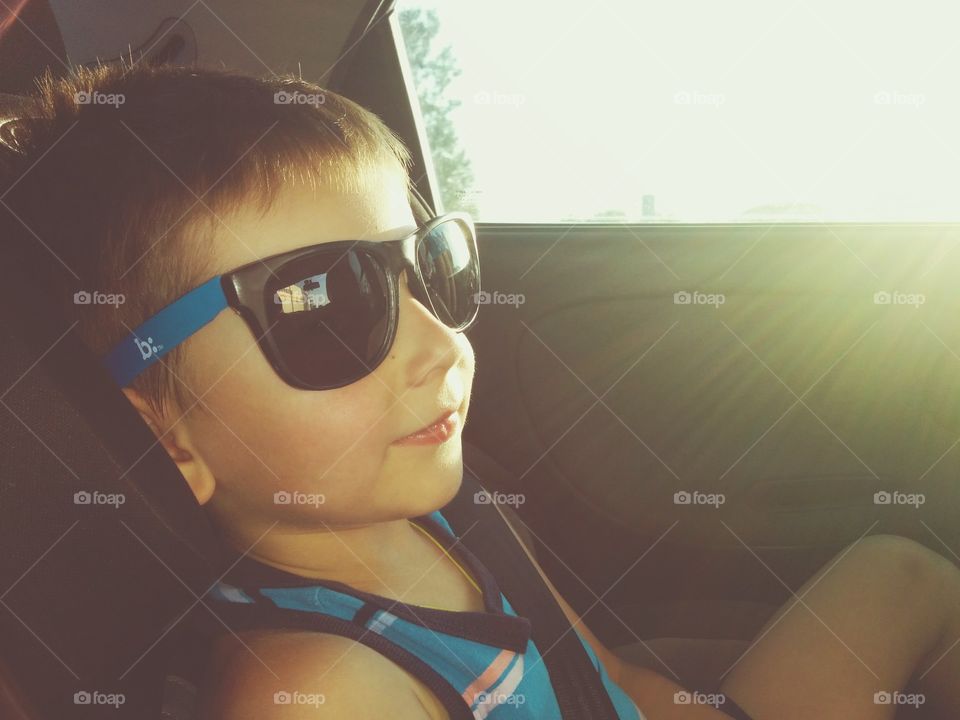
[398,0,960,223]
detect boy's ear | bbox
[121,388,216,506]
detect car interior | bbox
[1,1,958,718]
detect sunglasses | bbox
[102,211,481,390]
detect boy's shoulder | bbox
[198,629,449,719]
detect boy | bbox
[1,63,690,719]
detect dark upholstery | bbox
[614,637,751,693]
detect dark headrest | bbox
[0,231,226,716]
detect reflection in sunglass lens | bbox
[266,249,390,389]
[417,219,479,329]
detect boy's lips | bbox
[393,405,462,445]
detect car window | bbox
[398,1,960,223]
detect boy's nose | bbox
[394,269,461,386]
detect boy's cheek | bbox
[192,379,393,495]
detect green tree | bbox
[398,8,478,217]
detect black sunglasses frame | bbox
[218,211,480,390]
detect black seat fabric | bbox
[613,638,751,693]
[0,232,227,718]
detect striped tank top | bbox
[207,509,645,719]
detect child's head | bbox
[1,63,475,539]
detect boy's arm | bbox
[493,504,735,719]
[198,630,446,719]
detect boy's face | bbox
[147,168,475,529]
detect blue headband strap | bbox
[102,275,229,387]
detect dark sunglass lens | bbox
[416,220,479,328]
[266,249,390,388]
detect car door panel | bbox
[462,223,960,643]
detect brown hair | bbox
[0,62,412,417]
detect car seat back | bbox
[0,172,227,717]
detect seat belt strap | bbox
[440,470,621,719]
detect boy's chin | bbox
[396,455,464,517]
